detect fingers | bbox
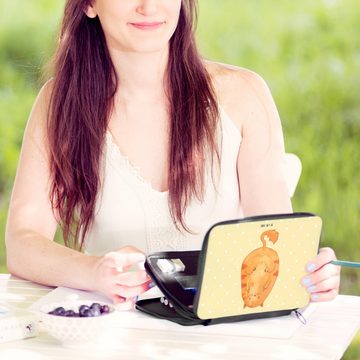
[303,274,340,300]
[306,274,340,293]
[121,261,145,272]
[110,293,127,304]
[98,247,150,305]
[305,247,337,273]
[115,282,150,299]
[104,251,145,270]
[301,247,341,302]
[309,289,339,302]
[110,294,137,311]
[107,265,151,300]
[302,262,339,287]
[108,271,151,299]
[108,282,149,309]
[115,270,151,287]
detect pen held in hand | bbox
[330,260,360,268]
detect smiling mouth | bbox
[129,22,165,30]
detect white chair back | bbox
[284,153,302,197]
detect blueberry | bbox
[90,307,101,317]
[52,307,66,316]
[90,303,102,312]
[80,308,93,317]
[48,303,111,317]
[64,310,77,317]
[100,304,110,314]
[79,305,90,317]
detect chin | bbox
[125,40,170,54]
[133,45,168,54]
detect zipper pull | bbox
[293,310,307,324]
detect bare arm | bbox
[234,70,293,215]
[5,83,150,301]
[219,66,339,301]
[207,62,292,215]
[5,82,98,289]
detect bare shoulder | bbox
[204,60,276,131]
[25,78,55,152]
[33,78,54,117]
[27,79,54,131]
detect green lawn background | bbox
[0,1,359,357]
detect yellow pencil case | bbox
[136,212,322,326]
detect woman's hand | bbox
[301,247,341,302]
[90,246,152,307]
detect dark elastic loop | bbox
[294,310,307,325]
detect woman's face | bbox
[86,0,182,53]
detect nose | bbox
[136,0,158,16]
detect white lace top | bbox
[84,108,243,255]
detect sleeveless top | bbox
[84,107,243,255]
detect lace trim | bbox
[105,131,183,252]
[141,188,185,253]
[106,131,168,197]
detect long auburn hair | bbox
[48,0,220,250]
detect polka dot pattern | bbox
[196,216,322,320]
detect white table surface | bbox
[0,274,359,360]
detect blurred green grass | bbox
[0,0,359,357]
[198,0,360,293]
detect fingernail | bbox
[311,294,319,301]
[148,281,156,289]
[308,285,316,293]
[306,263,316,272]
[302,277,312,286]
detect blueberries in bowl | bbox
[64,310,77,317]
[39,300,116,344]
[100,304,110,314]
[48,306,66,316]
[48,302,112,317]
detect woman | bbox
[5,0,340,306]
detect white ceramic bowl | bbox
[37,300,116,345]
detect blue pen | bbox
[330,260,360,268]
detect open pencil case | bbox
[136,212,322,325]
